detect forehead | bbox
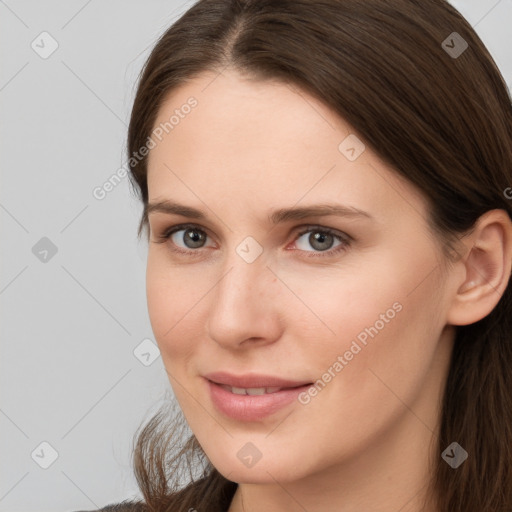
[148,69,346,161]
[146,70,429,225]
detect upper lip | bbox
[204,371,313,389]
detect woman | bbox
[84,0,512,510]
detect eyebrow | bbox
[145,199,373,224]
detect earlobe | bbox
[447,210,512,326]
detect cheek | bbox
[276,255,407,352]
[282,247,444,397]
[145,253,197,362]
[317,278,444,432]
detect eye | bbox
[152,223,352,258]
[291,225,351,257]
[154,224,213,254]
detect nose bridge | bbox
[206,237,280,347]
[217,237,270,305]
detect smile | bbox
[204,373,313,421]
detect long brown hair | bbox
[126,1,512,510]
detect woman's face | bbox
[145,69,457,485]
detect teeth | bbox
[246,387,266,395]
[220,385,283,395]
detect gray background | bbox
[1,1,511,511]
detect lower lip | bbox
[206,379,312,421]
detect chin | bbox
[216,463,298,485]
[206,446,309,484]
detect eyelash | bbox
[153,223,352,259]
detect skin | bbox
[144,68,512,512]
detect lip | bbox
[203,372,313,422]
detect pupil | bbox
[185,229,204,248]
[311,232,332,251]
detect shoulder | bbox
[73,500,147,512]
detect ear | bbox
[447,209,512,326]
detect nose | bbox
[206,249,283,351]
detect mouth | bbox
[217,384,295,395]
[203,372,314,421]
